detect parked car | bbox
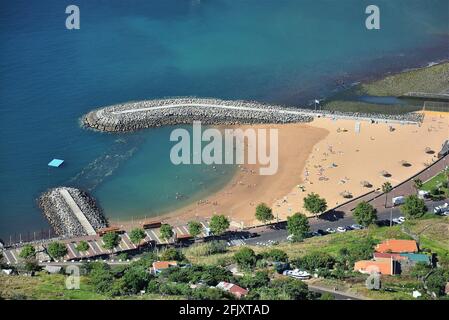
[434,203,449,214]
[392,196,406,206]
[393,216,406,224]
[350,224,364,230]
[316,229,327,236]
[336,226,347,233]
[325,228,336,234]
[283,269,311,280]
[308,231,322,237]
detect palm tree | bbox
[382,182,393,208]
[413,178,423,192]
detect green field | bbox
[323,62,449,114]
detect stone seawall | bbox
[82,98,423,132]
[38,187,107,237]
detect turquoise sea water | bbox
[0,0,448,240]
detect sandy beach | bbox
[118,111,449,230]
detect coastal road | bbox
[243,199,449,245]
[111,102,419,125]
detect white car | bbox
[398,216,406,223]
[325,228,336,234]
[350,224,364,230]
[336,226,347,233]
[283,269,311,280]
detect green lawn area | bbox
[421,171,448,194]
[355,62,449,96]
[0,273,180,300]
[322,62,449,114]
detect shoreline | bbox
[114,122,330,230]
[112,110,449,232]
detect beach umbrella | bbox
[380,170,391,177]
[400,160,411,167]
[340,191,353,199]
[424,147,434,154]
[360,180,372,188]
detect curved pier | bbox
[83,98,423,132]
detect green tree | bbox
[353,201,377,227]
[303,193,327,218]
[426,269,448,297]
[255,203,274,224]
[159,224,174,241]
[410,262,431,281]
[382,182,393,208]
[76,241,89,252]
[320,292,335,300]
[262,249,288,262]
[47,242,68,260]
[19,244,36,259]
[401,195,427,219]
[287,212,310,242]
[121,265,152,294]
[160,247,185,262]
[187,221,203,238]
[209,215,230,236]
[295,252,335,271]
[129,228,146,245]
[258,277,309,300]
[90,263,114,294]
[102,232,121,250]
[413,178,423,191]
[234,247,258,270]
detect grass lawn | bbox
[421,171,448,195]
[354,62,449,96]
[0,272,180,300]
[322,62,449,114]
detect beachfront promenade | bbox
[83,98,423,132]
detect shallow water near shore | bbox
[0,0,448,239]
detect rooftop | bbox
[375,239,418,254]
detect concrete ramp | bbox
[59,189,96,236]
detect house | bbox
[216,281,248,298]
[373,252,408,261]
[375,239,418,254]
[151,261,177,275]
[354,258,399,275]
[399,253,431,265]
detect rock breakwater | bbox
[38,187,107,237]
[82,98,423,132]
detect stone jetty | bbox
[38,187,107,237]
[82,98,423,132]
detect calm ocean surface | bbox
[0,0,448,239]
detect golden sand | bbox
[119,111,449,230]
